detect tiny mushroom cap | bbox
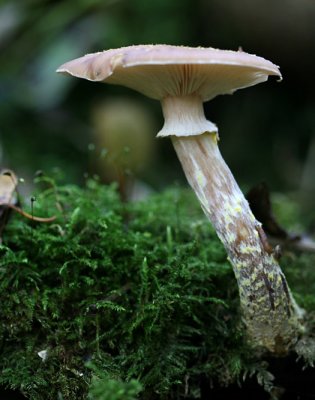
[0,169,18,204]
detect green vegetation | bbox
[0,176,315,399]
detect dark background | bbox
[0,0,314,208]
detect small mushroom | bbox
[57,45,303,352]
[91,97,156,201]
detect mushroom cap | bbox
[57,44,281,102]
[0,169,18,205]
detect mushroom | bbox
[57,45,303,353]
[91,97,155,201]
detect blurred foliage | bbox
[0,0,197,109]
[0,176,315,399]
[0,0,198,186]
[0,0,314,206]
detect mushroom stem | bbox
[158,95,217,137]
[162,96,303,353]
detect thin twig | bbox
[0,203,56,222]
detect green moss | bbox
[0,177,314,399]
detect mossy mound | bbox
[0,177,315,399]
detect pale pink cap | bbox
[57,44,281,102]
